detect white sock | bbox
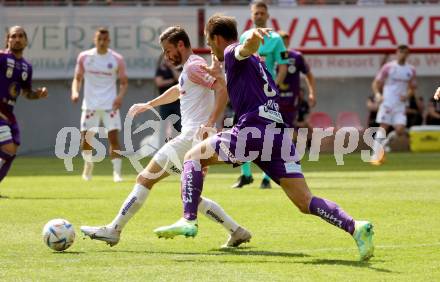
[372,129,386,160]
[110,183,149,231]
[198,197,239,234]
[112,158,122,175]
[82,151,94,174]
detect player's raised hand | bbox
[128,103,152,117]
[434,87,440,100]
[201,54,224,81]
[36,87,48,99]
[251,28,272,45]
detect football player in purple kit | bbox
[154,15,375,261]
[0,26,48,186]
[277,30,316,129]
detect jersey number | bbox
[259,63,275,97]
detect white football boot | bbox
[221,226,252,248]
[80,225,120,247]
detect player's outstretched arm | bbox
[128,84,179,117]
[433,87,440,100]
[22,87,48,100]
[239,28,272,59]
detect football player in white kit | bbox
[71,28,128,182]
[80,26,251,248]
[371,45,416,165]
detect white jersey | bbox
[75,48,127,110]
[375,60,416,111]
[178,55,216,137]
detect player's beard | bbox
[171,51,183,67]
[9,43,25,53]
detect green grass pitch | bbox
[1,153,439,281]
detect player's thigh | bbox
[80,130,97,150]
[80,110,100,132]
[0,142,18,155]
[184,136,224,167]
[152,136,192,175]
[393,124,406,135]
[107,129,120,146]
[0,124,18,155]
[392,112,407,132]
[137,159,170,188]
[102,110,122,133]
[279,177,313,214]
[375,104,392,125]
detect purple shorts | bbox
[211,113,303,184]
[0,119,20,146]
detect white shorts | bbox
[376,104,406,126]
[80,109,121,132]
[152,135,199,175]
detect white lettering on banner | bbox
[0,7,198,79]
[207,6,440,77]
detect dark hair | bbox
[95,27,109,37]
[251,0,268,10]
[397,44,409,51]
[159,26,191,48]
[205,14,238,41]
[5,26,27,48]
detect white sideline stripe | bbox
[295,242,440,253]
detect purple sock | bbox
[309,196,355,235]
[0,151,15,182]
[181,160,204,220]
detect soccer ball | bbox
[42,219,75,251]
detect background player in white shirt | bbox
[371,45,416,165]
[80,26,251,248]
[71,28,128,182]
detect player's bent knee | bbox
[136,174,155,189]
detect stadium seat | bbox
[308,112,333,129]
[336,111,363,131]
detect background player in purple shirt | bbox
[154,15,374,261]
[0,26,47,186]
[277,30,316,129]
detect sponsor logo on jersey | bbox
[8,82,18,98]
[21,71,28,81]
[107,63,113,69]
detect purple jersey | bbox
[224,43,283,124]
[0,50,32,123]
[278,50,309,109]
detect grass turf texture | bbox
[1,153,439,281]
